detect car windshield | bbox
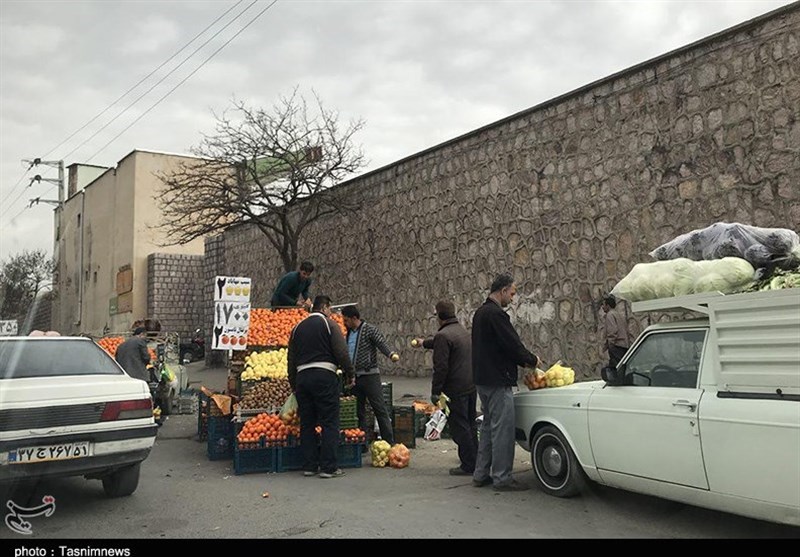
[0,339,123,379]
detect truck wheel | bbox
[102,463,141,497]
[531,425,586,498]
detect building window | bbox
[93,271,97,284]
[77,214,81,227]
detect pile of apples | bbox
[242,348,288,380]
[524,361,576,390]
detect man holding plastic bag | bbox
[413,300,477,476]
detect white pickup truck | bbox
[513,288,800,526]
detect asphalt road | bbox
[2,365,798,540]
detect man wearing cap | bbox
[115,327,151,382]
[412,300,477,476]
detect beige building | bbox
[54,149,205,335]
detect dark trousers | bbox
[447,390,478,473]
[353,373,394,445]
[295,368,340,474]
[608,345,628,369]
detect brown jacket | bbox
[422,318,475,398]
[603,308,630,350]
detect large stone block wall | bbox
[147,253,204,343]
[210,6,800,379]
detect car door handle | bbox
[672,399,696,411]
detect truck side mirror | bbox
[602,363,625,386]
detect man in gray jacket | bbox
[413,300,477,476]
[341,305,399,445]
[115,327,150,382]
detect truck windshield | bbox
[624,329,706,388]
[0,339,123,379]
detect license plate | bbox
[9,441,92,463]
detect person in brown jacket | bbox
[413,300,477,476]
[601,295,630,368]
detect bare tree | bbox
[156,88,366,271]
[0,249,54,328]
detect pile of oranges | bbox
[247,308,348,347]
[96,336,157,362]
[97,336,125,357]
[342,428,366,443]
[236,413,290,448]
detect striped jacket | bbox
[346,321,394,376]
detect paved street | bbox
[2,364,798,540]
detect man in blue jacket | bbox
[471,273,539,492]
[341,305,399,445]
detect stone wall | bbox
[207,5,800,379]
[147,253,204,343]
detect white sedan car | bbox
[0,336,157,497]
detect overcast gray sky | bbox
[0,0,793,262]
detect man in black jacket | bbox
[413,300,477,476]
[341,305,399,445]
[471,274,539,492]
[288,295,355,478]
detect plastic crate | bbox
[234,439,279,475]
[198,390,228,441]
[277,445,304,472]
[392,406,416,449]
[382,382,393,408]
[207,416,235,460]
[337,443,364,469]
[339,396,358,429]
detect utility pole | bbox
[22,158,65,205]
[22,157,65,332]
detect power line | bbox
[0,168,34,210]
[43,0,246,161]
[0,1,247,219]
[87,0,279,162]
[63,0,260,162]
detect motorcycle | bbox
[147,347,179,416]
[180,328,205,364]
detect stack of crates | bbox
[392,406,416,448]
[339,396,358,429]
[277,437,364,472]
[207,415,235,460]
[233,435,280,475]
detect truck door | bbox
[588,329,709,489]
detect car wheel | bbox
[530,425,586,498]
[102,463,141,497]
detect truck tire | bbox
[530,425,587,498]
[102,463,141,497]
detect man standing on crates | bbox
[288,295,355,478]
[341,305,398,445]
